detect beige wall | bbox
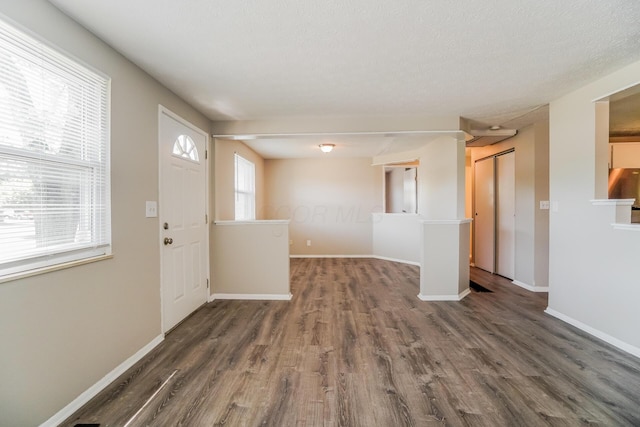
[548,59,640,354]
[265,157,383,255]
[419,136,466,219]
[533,121,550,289]
[212,221,290,296]
[420,221,471,298]
[214,138,265,220]
[0,2,210,425]
[372,213,423,264]
[469,121,550,289]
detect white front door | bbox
[159,107,208,332]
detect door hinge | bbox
[205,150,208,159]
[205,214,208,224]
[207,279,209,289]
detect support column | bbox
[419,219,472,301]
[415,135,471,301]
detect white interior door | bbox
[474,157,495,273]
[496,152,515,279]
[159,108,208,332]
[403,167,417,214]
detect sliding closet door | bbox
[474,157,495,273]
[496,152,515,279]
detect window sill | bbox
[590,199,637,228]
[612,223,640,232]
[589,199,634,207]
[0,254,113,284]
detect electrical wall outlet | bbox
[306,240,311,247]
[539,201,550,210]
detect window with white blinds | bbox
[0,18,111,278]
[234,154,255,220]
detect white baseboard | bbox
[41,334,164,427]
[211,293,293,301]
[512,279,549,293]
[372,255,421,267]
[544,308,640,359]
[418,288,470,301]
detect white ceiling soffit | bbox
[48,0,640,127]
[460,117,517,147]
[463,129,518,147]
[222,132,452,159]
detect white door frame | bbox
[158,105,210,334]
[473,149,516,277]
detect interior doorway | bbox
[384,165,418,214]
[473,150,515,279]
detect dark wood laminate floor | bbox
[64,259,640,426]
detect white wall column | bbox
[417,136,472,300]
[212,220,291,300]
[419,219,472,300]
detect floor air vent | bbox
[470,281,493,292]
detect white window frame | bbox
[0,17,111,280]
[234,153,255,220]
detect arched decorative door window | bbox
[172,134,199,162]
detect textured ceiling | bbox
[48,0,640,129]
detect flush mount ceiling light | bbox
[319,143,335,153]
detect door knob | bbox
[164,237,173,245]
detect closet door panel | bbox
[474,157,495,273]
[496,152,515,279]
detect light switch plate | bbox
[539,201,550,210]
[146,201,158,218]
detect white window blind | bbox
[234,153,255,220]
[0,18,111,277]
